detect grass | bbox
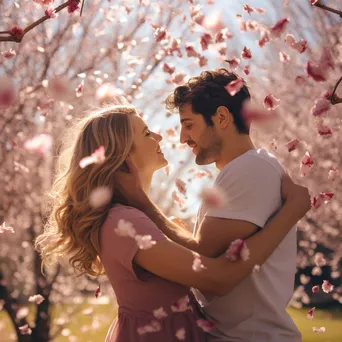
[1,303,341,341]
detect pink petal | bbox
[95,286,101,298]
[114,219,137,238]
[312,285,319,293]
[264,94,280,110]
[171,295,190,312]
[270,18,290,39]
[328,167,339,181]
[199,186,227,209]
[225,57,240,70]
[284,138,300,152]
[311,98,331,117]
[196,318,215,332]
[0,76,17,108]
[135,235,156,249]
[307,307,316,320]
[175,328,186,340]
[1,48,16,59]
[241,46,252,59]
[225,78,244,96]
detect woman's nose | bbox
[153,132,163,142]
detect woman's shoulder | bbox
[108,204,148,220]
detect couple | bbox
[36,68,310,342]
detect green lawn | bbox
[1,303,341,341]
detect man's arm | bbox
[137,196,259,257]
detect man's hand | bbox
[113,157,149,209]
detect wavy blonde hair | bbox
[35,105,137,277]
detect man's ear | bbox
[215,106,231,128]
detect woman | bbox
[35,105,311,342]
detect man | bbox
[117,68,302,342]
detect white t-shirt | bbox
[193,149,301,342]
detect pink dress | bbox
[99,205,207,342]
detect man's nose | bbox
[180,127,188,144]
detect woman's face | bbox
[129,115,168,173]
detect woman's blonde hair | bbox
[35,105,137,277]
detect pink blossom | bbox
[171,72,186,85]
[199,56,208,67]
[243,65,250,75]
[79,146,106,168]
[258,28,270,47]
[241,100,278,129]
[33,0,54,5]
[114,219,137,238]
[94,286,101,298]
[47,75,71,100]
[75,80,84,97]
[310,0,319,4]
[200,33,212,50]
[0,76,17,108]
[16,307,29,320]
[0,222,14,234]
[311,98,330,117]
[243,4,254,14]
[172,190,186,207]
[311,192,334,210]
[186,45,199,58]
[163,63,175,74]
[225,57,240,70]
[270,18,290,38]
[328,167,339,181]
[10,26,24,38]
[196,319,216,332]
[175,179,187,196]
[192,255,207,272]
[307,307,316,319]
[1,48,16,59]
[285,34,307,53]
[300,151,314,177]
[153,307,168,319]
[175,328,186,340]
[246,20,258,31]
[89,187,112,208]
[45,7,57,18]
[226,239,250,261]
[135,235,156,249]
[255,8,267,14]
[312,285,319,293]
[225,79,244,96]
[153,26,168,42]
[306,61,328,82]
[199,186,227,209]
[279,51,290,63]
[203,12,224,33]
[68,0,79,13]
[264,94,280,110]
[295,76,307,85]
[269,139,277,152]
[241,46,252,59]
[316,119,333,138]
[28,294,45,305]
[24,134,53,157]
[284,138,300,152]
[19,324,32,335]
[171,295,190,312]
[313,327,326,333]
[137,320,162,335]
[314,253,326,267]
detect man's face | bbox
[179,103,222,165]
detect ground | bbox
[1,302,341,341]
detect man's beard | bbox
[195,134,222,165]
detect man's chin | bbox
[195,155,216,165]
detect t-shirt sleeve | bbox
[205,157,284,228]
[103,206,166,276]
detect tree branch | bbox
[312,2,342,104]
[0,0,79,43]
[313,2,342,18]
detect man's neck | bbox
[216,136,255,171]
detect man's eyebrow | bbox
[180,118,192,123]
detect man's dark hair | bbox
[165,68,251,134]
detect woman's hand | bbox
[281,173,311,220]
